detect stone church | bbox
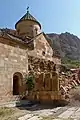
[0,9,61,103]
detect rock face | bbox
[47,32,80,60]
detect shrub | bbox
[25,74,34,91]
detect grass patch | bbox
[61,57,80,69]
[0,107,15,117]
[0,107,28,120]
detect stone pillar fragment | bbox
[52,72,59,91]
[35,72,44,91]
[44,73,51,90]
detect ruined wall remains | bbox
[58,68,80,101]
[27,56,62,103]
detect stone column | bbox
[44,72,51,91]
[35,72,44,91]
[52,72,59,91]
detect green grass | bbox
[61,57,80,69]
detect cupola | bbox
[15,7,41,39]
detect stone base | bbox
[0,95,21,103]
[0,100,30,107]
[27,91,65,104]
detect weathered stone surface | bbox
[27,55,62,103]
[44,73,51,90]
[28,33,61,65]
[0,38,28,102]
[52,72,59,91]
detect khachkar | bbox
[27,56,62,104]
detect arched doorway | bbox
[13,72,23,95]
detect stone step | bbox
[18,107,80,119]
[0,100,30,107]
[27,116,42,120]
[18,114,42,120]
[58,107,78,119]
[18,114,33,120]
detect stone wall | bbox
[27,56,62,103]
[0,37,28,102]
[28,33,61,65]
[16,20,41,38]
[28,56,57,73]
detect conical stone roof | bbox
[15,9,41,29]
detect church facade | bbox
[0,9,61,102]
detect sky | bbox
[0,0,80,36]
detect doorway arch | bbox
[13,72,23,95]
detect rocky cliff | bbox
[47,32,80,60]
